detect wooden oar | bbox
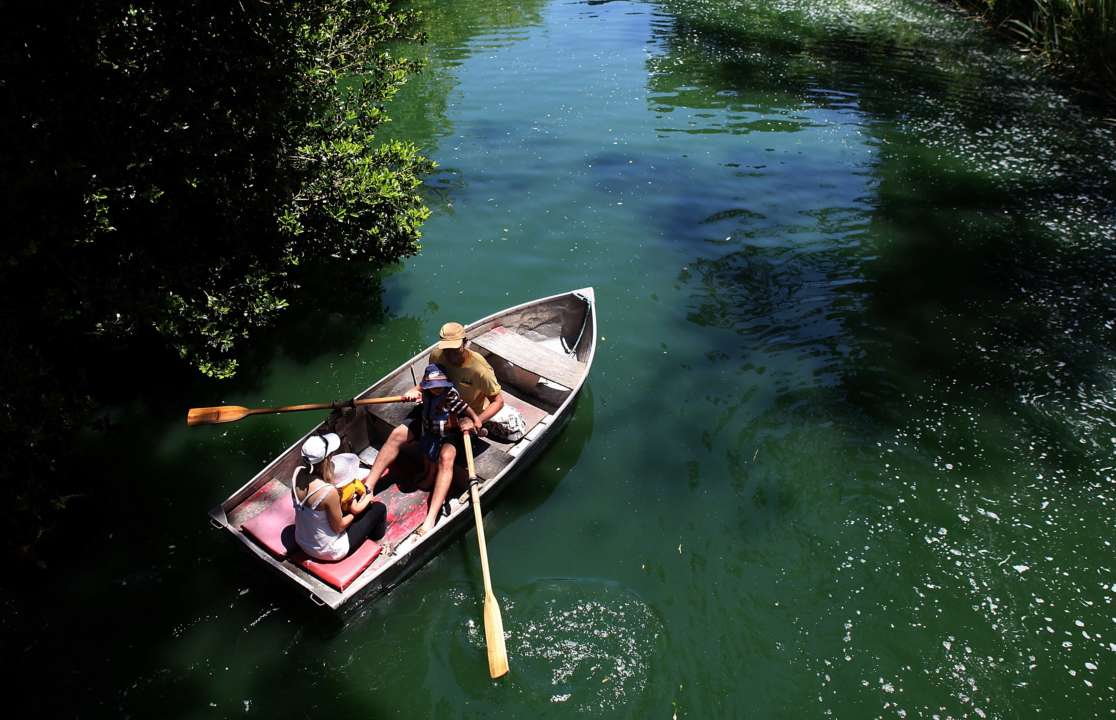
[186,396,408,426]
[463,432,510,679]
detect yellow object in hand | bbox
[339,480,367,512]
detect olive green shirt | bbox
[429,348,502,413]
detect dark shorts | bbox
[419,430,466,463]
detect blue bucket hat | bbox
[420,363,453,390]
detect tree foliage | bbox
[0,0,432,555]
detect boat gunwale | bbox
[208,287,597,610]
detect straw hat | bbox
[437,321,466,349]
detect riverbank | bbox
[948,0,1116,110]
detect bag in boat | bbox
[484,404,527,442]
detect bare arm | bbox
[457,404,488,436]
[476,393,504,425]
[322,490,354,534]
[349,490,372,514]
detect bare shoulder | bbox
[318,483,341,509]
[300,479,332,500]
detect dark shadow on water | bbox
[18,523,371,717]
[671,146,1116,485]
[86,260,405,411]
[8,269,431,716]
[646,10,955,121]
[499,384,595,518]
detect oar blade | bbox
[484,591,510,679]
[186,405,250,426]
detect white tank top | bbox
[291,468,349,561]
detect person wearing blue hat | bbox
[412,363,484,535]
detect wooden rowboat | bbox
[208,288,597,612]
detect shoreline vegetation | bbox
[0,0,431,563]
[948,0,1116,110]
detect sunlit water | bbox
[11,0,1116,717]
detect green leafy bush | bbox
[0,0,432,555]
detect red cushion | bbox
[241,492,297,559]
[297,540,382,591]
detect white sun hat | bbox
[329,452,371,487]
[301,432,341,466]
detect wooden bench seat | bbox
[364,374,420,431]
[472,325,584,389]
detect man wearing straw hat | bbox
[427,321,505,425]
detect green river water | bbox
[15,0,1116,717]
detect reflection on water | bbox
[378,0,550,152]
[650,0,1116,716]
